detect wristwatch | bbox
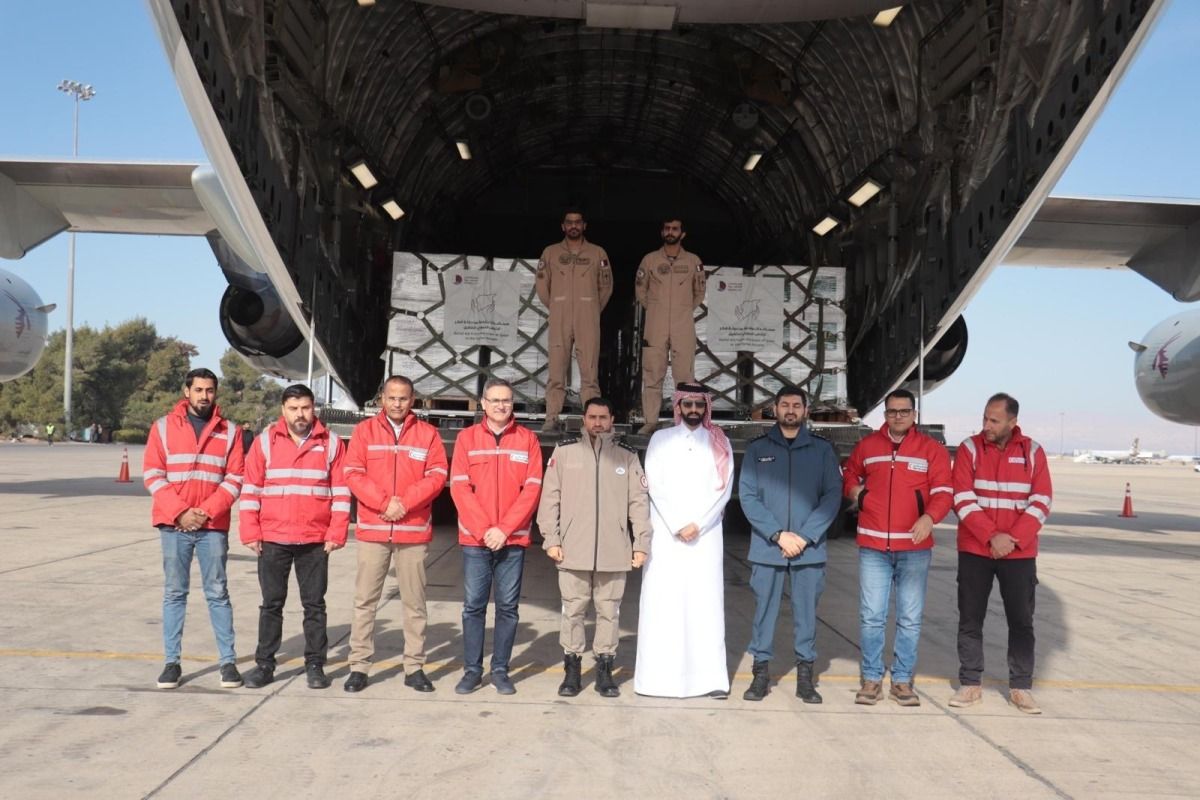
[769,531,782,544]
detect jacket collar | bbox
[270,415,328,444]
[767,422,812,448]
[979,425,1027,453]
[170,399,224,437]
[374,409,410,436]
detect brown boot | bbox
[889,682,920,707]
[948,684,983,708]
[855,679,883,705]
[1008,688,1042,715]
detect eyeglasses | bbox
[679,400,707,410]
[484,397,513,406]
[884,408,914,418]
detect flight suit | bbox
[635,246,706,425]
[535,239,613,423]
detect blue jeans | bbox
[859,547,932,684]
[161,528,236,664]
[747,562,825,664]
[462,545,525,675]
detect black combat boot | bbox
[595,654,619,698]
[558,653,582,697]
[743,660,770,701]
[795,660,822,704]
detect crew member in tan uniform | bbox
[535,208,614,433]
[537,396,650,698]
[635,217,706,435]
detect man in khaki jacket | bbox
[537,397,651,698]
[535,207,614,433]
[635,216,706,435]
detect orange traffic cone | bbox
[1119,482,1135,518]
[116,447,132,483]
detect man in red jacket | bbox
[449,377,544,695]
[342,375,448,693]
[239,384,350,690]
[843,389,953,707]
[143,368,245,690]
[950,393,1053,715]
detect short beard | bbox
[189,403,214,420]
[682,412,704,428]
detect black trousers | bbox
[957,552,1037,690]
[255,542,329,668]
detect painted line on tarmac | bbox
[1,647,1198,694]
[0,535,160,576]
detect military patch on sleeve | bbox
[636,268,645,280]
[696,263,704,272]
[600,259,609,268]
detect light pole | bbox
[57,79,95,434]
[1059,411,1065,456]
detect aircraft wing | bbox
[0,158,213,259]
[1006,195,1200,301]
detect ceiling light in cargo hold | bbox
[356,0,375,6]
[382,199,405,220]
[455,140,473,161]
[812,215,841,236]
[585,3,677,30]
[873,6,903,27]
[743,152,763,172]
[349,160,378,190]
[848,178,883,207]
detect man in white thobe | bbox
[635,383,735,698]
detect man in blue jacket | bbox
[738,385,843,703]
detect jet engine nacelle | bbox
[899,315,969,396]
[1131,310,1200,425]
[0,269,54,382]
[219,281,313,380]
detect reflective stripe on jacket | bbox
[343,411,448,544]
[842,424,953,552]
[952,426,1052,559]
[142,399,243,530]
[239,417,350,546]
[449,420,543,548]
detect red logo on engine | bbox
[1152,333,1182,379]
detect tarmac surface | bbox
[1,441,1198,799]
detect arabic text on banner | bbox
[443,270,522,349]
[705,275,785,354]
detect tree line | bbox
[0,318,282,440]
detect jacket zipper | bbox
[786,439,793,550]
[390,417,399,543]
[886,449,896,553]
[593,438,602,571]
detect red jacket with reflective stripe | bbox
[238,417,350,546]
[952,426,1053,559]
[449,420,544,548]
[142,400,244,531]
[343,411,449,544]
[842,424,953,552]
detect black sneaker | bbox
[219,663,243,688]
[243,665,274,688]
[156,663,182,689]
[306,663,331,690]
[454,671,482,695]
[491,670,516,695]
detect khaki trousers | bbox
[545,304,601,421]
[348,540,429,672]
[558,569,627,656]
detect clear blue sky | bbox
[2,0,1198,452]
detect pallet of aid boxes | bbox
[745,265,848,413]
[382,253,552,410]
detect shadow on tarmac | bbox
[2,477,146,498]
